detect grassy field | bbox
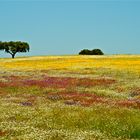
[0,55,140,139]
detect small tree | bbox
[0,41,30,58]
[91,49,104,55]
[79,48,104,55]
[79,49,91,55]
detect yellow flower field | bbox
[1,55,140,74]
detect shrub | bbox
[79,49,104,55]
[79,49,91,55]
[91,49,104,55]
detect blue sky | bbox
[0,0,140,57]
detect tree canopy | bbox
[0,41,30,58]
[79,49,104,55]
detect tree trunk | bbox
[12,54,15,59]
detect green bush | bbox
[79,49,104,55]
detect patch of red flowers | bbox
[0,82,7,88]
[0,75,116,88]
[23,76,116,88]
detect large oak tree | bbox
[0,41,30,58]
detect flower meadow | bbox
[0,55,140,139]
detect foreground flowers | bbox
[0,55,140,139]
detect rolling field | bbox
[0,55,140,139]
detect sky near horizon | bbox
[0,0,140,57]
